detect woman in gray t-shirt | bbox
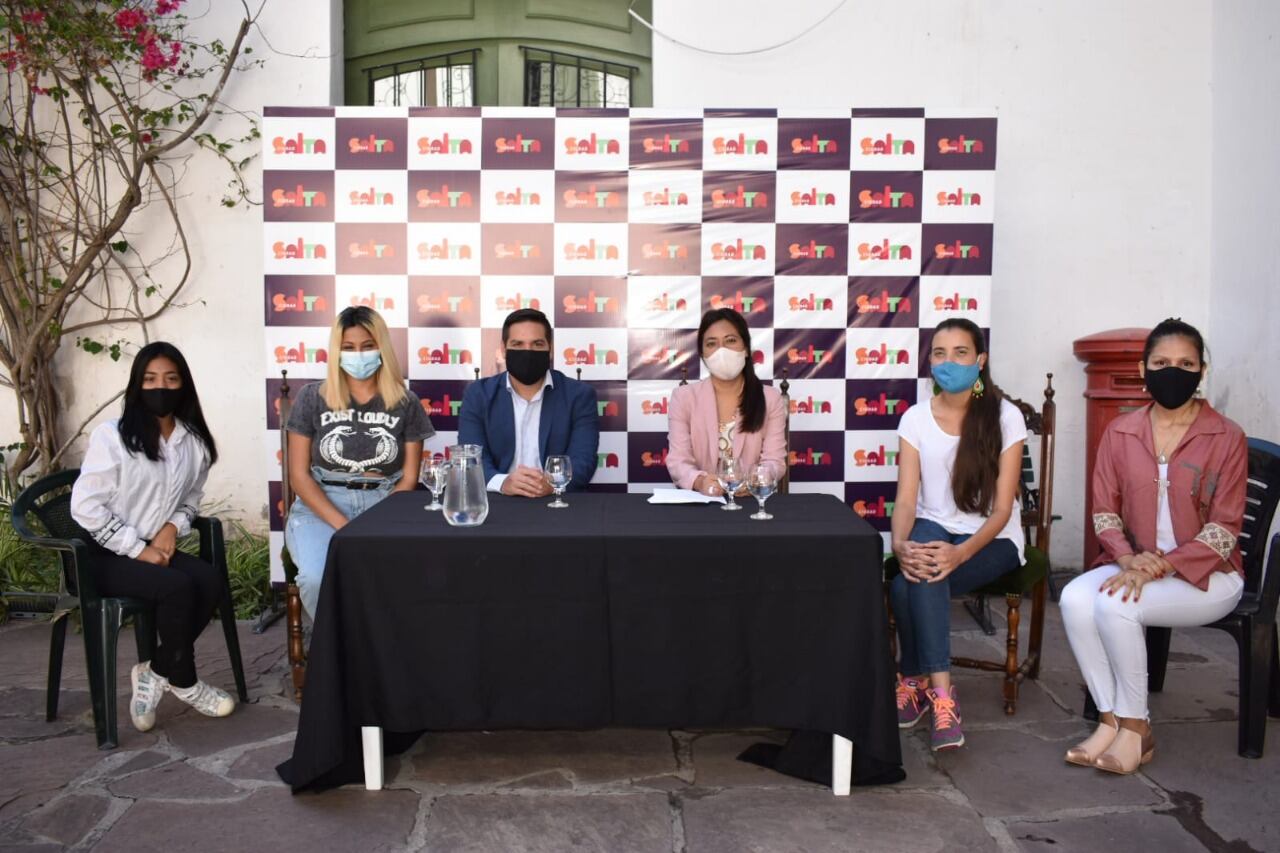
[283,307,434,619]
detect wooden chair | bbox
[11,469,249,748]
[1084,439,1280,757]
[885,373,1058,714]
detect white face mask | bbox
[704,346,747,381]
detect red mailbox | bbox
[1072,328,1151,569]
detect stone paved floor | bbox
[0,600,1276,852]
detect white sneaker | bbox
[169,680,236,717]
[130,662,168,732]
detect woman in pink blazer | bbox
[666,307,787,495]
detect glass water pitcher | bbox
[443,444,489,527]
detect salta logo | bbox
[641,240,689,260]
[711,185,768,209]
[349,187,395,206]
[934,240,981,260]
[854,343,911,365]
[348,134,395,154]
[788,446,833,466]
[495,187,542,206]
[857,240,912,261]
[934,293,979,311]
[790,187,838,207]
[936,187,982,207]
[564,134,621,155]
[563,185,622,209]
[597,400,620,417]
[788,396,833,415]
[642,135,690,154]
[418,134,473,155]
[853,444,899,467]
[645,292,688,312]
[712,133,769,155]
[348,240,395,259]
[416,239,473,261]
[272,133,326,155]
[272,238,326,260]
[596,451,621,468]
[347,293,395,312]
[272,290,327,313]
[422,394,463,418]
[640,396,669,416]
[853,495,894,519]
[709,290,768,314]
[416,185,473,208]
[710,239,768,261]
[417,292,474,314]
[563,343,620,365]
[563,239,621,261]
[562,289,621,314]
[788,240,836,260]
[494,134,543,154]
[274,342,327,364]
[494,241,541,260]
[855,290,912,315]
[790,134,839,154]
[640,447,669,467]
[788,293,835,312]
[860,134,915,156]
[493,293,542,312]
[858,185,915,209]
[643,188,690,207]
[853,393,909,416]
[417,343,474,365]
[937,135,984,154]
[787,344,835,366]
[272,185,327,208]
[639,346,684,366]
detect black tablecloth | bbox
[277,492,902,790]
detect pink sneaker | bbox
[927,686,965,751]
[895,675,929,729]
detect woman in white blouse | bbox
[71,342,234,732]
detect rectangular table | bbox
[277,492,902,795]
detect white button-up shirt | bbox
[487,371,553,492]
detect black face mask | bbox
[140,387,183,418]
[1145,366,1201,410]
[505,348,551,385]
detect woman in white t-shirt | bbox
[890,319,1027,752]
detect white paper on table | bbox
[646,488,726,505]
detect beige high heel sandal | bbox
[1094,718,1155,774]
[1064,715,1119,767]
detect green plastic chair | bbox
[10,468,249,749]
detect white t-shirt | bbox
[896,397,1028,563]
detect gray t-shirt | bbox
[286,382,434,477]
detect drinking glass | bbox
[748,464,777,520]
[716,454,743,511]
[544,455,572,508]
[421,456,446,511]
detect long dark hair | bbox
[697,307,766,433]
[118,342,218,464]
[933,319,1003,514]
[1142,317,1206,367]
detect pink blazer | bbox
[666,379,787,490]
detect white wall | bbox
[652,0,1216,568]
[0,1,338,529]
[1210,2,1280,440]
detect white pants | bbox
[1059,564,1243,719]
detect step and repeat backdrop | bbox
[262,106,996,579]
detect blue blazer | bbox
[458,369,600,491]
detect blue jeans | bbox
[284,469,396,620]
[891,518,1020,676]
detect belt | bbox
[320,478,387,491]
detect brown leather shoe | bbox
[1065,714,1118,767]
[1094,718,1154,774]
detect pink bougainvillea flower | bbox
[114,9,147,31]
[156,0,183,15]
[21,11,46,24]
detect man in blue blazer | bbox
[458,309,599,496]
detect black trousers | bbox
[92,550,222,688]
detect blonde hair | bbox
[321,307,407,411]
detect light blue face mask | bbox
[340,350,382,380]
[931,360,982,394]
